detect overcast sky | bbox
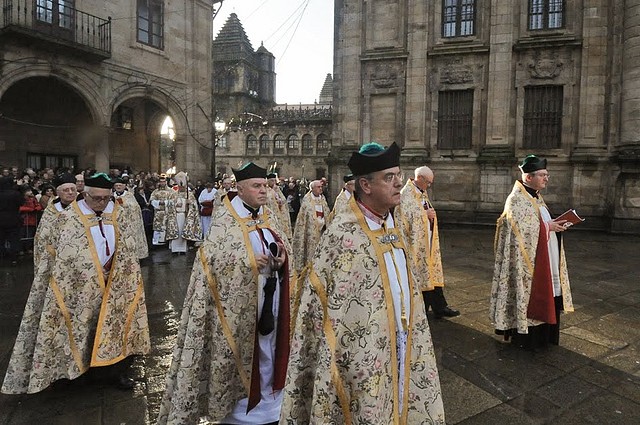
[213,0,334,105]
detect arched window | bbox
[274,134,286,154]
[287,134,299,153]
[260,134,270,154]
[302,134,313,154]
[316,133,329,152]
[246,134,258,153]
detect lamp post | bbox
[212,117,227,179]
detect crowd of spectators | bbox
[0,164,329,264]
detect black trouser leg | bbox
[423,287,447,314]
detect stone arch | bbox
[0,64,106,126]
[107,85,189,173]
[109,85,188,137]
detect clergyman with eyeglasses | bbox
[490,154,575,351]
[281,142,445,424]
[2,173,150,395]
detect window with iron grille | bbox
[442,0,475,38]
[260,134,270,154]
[287,134,299,151]
[523,85,563,149]
[246,134,258,153]
[274,134,286,154]
[528,0,564,30]
[437,90,473,149]
[137,0,164,49]
[302,134,313,153]
[316,134,329,152]
[27,153,77,171]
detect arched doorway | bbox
[109,98,178,174]
[0,76,94,171]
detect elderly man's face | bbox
[113,182,126,192]
[237,178,268,209]
[222,179,232,190]
[57,183,77,205]
[415,171,434,192]
[345,180,355,193]
[75,177,85,192]
[84,187,112,211]
[267,178,276,188]
[311,183,323,196]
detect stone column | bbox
[483,0,515,151]
[620,2,640,146]
[404,0,428,154]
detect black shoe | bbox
[435,306,460,319]
[114,375,135,390]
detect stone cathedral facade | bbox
[332,0,640,233]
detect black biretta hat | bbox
[85,173,114,189]
[519,155,547,173]
[266,172,278,179]
[343,174,355,183]
[53,172,76,188]
[347,142,401,176]
[233,162,267,182]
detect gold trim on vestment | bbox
[199,247,251,393]
[350,198,409,424]
[73,202,106,291]
[92,203,128,366]
[309,271,352,425]
[408,184,443,288]
[49,276,86,373]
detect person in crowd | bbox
[2,173,150,394]
[113,177,148,260]
[19,187,43,255]
[134,183,155,248]
[158,162,292,424]
[38,185,56,209]
[283,180,301,227]
[490,155,574,350]
[165,171,202,254]
[32,173,77,266]
[281,142,445,423]
[396,166,460,320]
[150,174,173,246]
[197,181,217,238]
[0,176,23,266]
[266,172,292,240]
[75,173,85,200]
[327,174,355,222]
[291,179,330,274]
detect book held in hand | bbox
[555,209,585,228]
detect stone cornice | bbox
[513,35,582,51]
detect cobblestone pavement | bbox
[1,225,639,424]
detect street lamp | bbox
[211,117,227,179]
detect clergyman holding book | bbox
[490,154,575,351]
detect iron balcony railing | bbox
[1,0,111,57]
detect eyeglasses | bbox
[380,171,405,184]
[59,187,77,193]
[85,193,111,202]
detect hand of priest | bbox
[549,219,568,232]
[426,207,436,221]
[255,254,270,270]
[271,241,286,270]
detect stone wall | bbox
[333,0,640,232]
